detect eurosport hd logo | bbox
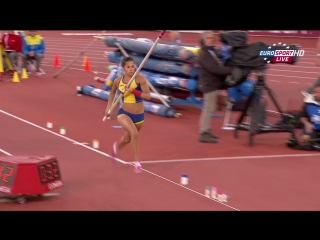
[259,42,304,63]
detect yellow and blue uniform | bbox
[117,76,145,124]
[22,34,45,55]
[118,76,143,104]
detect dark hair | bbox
[121,56,134,67]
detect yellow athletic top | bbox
[118,76,143,103]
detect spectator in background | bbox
[22,30,45,76]
[1,30,23,72]
[168,31,181,43]
[196,31,232,143]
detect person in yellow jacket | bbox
[22,30,45,76]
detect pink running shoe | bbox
[133,162,142,173]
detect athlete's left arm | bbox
[139,75,151,100]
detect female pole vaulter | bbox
[105,56,151,173]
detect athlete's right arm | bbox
[105,78,119,115]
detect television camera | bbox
[219,31,302,145]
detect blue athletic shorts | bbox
[117,108,144,124]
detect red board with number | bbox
[0,155,63,195]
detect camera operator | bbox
[196,31,232,143]
[300,86,320,146]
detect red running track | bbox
[1,31,320,210]
[0,111,234,211]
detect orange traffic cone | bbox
[82,56,88,66]
[83,57,91,72]
[53,54,60,68]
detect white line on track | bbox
[140,167,240,211]
[0,149,13,156]
[267,74,316,79]
[45,50,110,57]
[73,142,89,145]
[61,33,134,36]
[41,63,110,74]
[128,153,320,164]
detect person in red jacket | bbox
[1,31,23,72]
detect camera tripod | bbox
[234,72,296,146]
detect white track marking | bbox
[73,142,89,145]
[129,153,320,164]
[140,167,240,211]
[61,33,134,36]
[0,149,12,156]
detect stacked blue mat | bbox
[105,37,200,91]
[80,36,203,118]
